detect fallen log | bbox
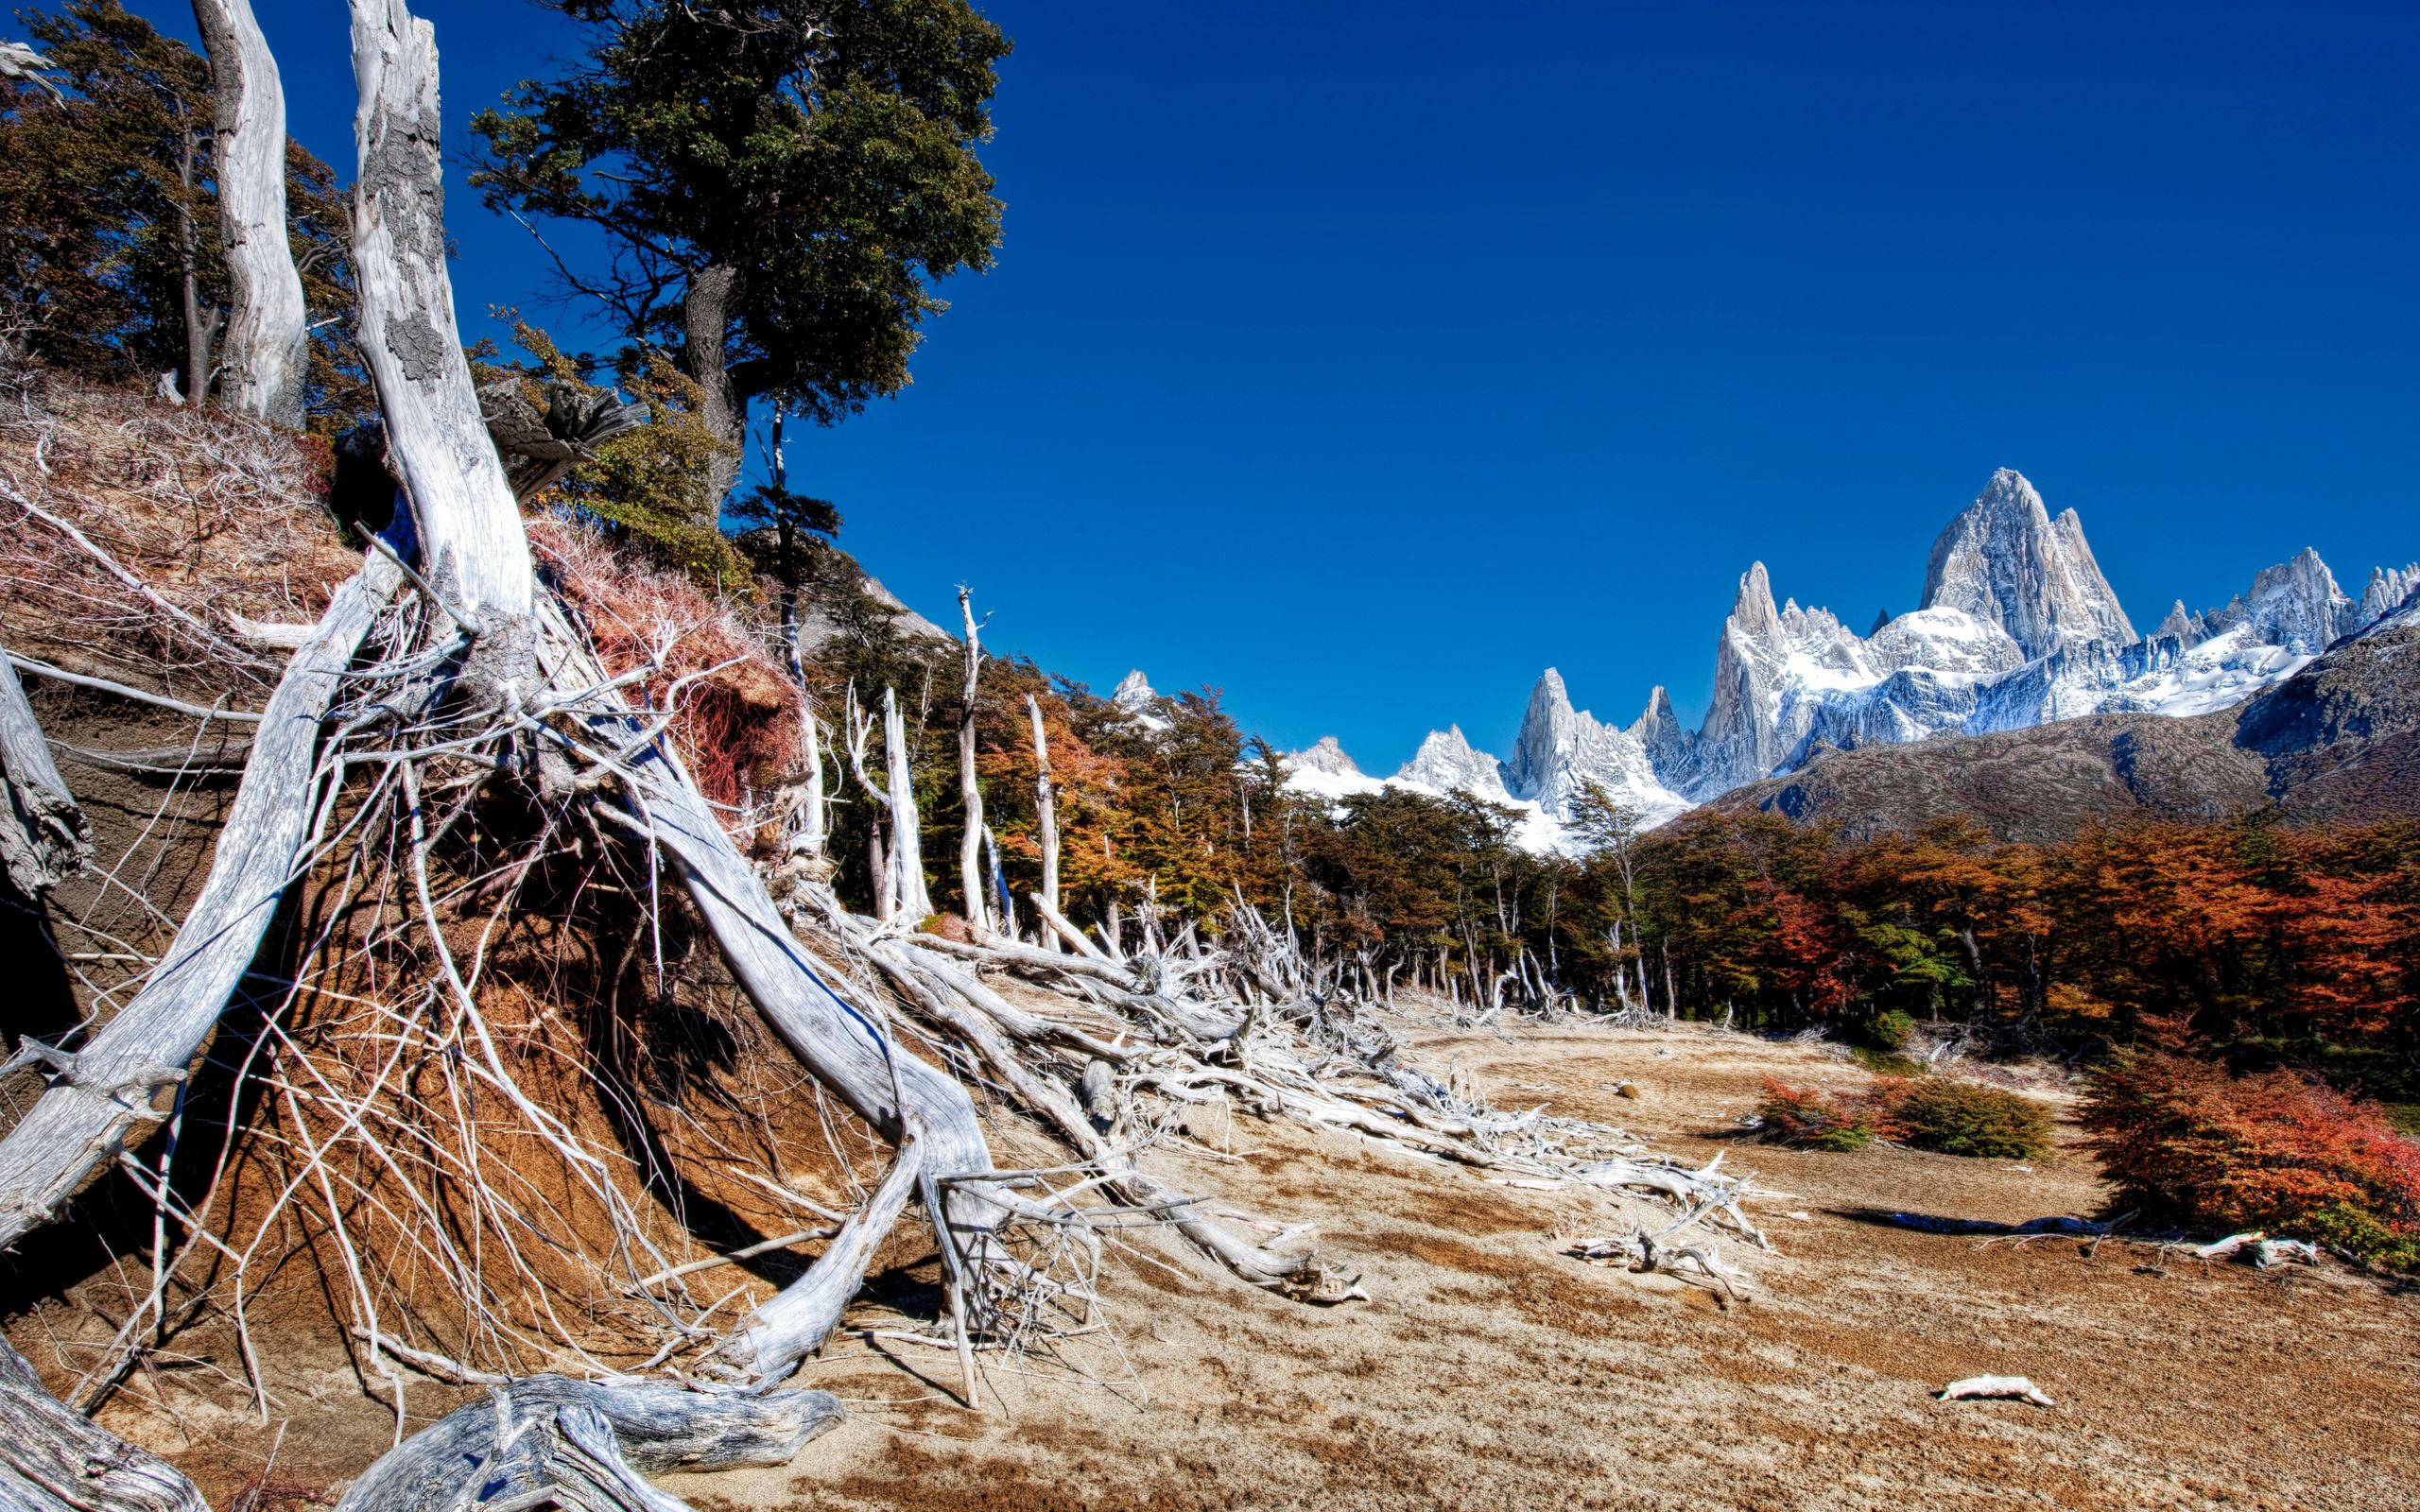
[332,1377,839,1512]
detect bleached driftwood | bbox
[1937,1375,2055,1407]
[0,550,403,1248]
[0,643,89,897]
[0,1338,206,1511]
[332,1377,840,1512]
[2190,1231,2322,1268]
[193,0,310,428]
[881,686,931,921]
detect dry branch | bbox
[0,642,89,896]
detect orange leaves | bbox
[2081,1052,2420,1269]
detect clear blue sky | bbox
[140,0,2420,770]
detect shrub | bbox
[1852,1045,1926,1077]
[2080,1052,2420,1272]
[1882,1078,2053,1160]
[1756,1077,1884,1151]
[1868,1008,1916,1051]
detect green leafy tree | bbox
[468,0,1011,516]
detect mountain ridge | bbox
[1272,469,2417,845]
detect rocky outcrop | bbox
[1920,468,2135,657]
[1394,725,1512,802]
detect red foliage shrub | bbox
[1756,1077,1893,1150]
[531,521,801,820]
[2080,1051,2420,1270]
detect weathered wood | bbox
[882,687,932,921]
[537,607,1005,1384]
[333,1376,839,1512]
[0,1337,207,1512]
[0,554,402,1248]
[2,653,263,725]
[347,0,532,627]
[714,1135,925,1380]
[1025,695,1060,945]
[192,0,309,428]
[955,588,988,934]
[0,644,89,898]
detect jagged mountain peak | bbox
[1922,469,2135,658]
[1111,669,1156,709]
[1729,562,1784,647]
[1284,734,1359,778]
[1395,724,1512,801]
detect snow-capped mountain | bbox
[1292,468,2415,845]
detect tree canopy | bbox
[468,0,1011,511]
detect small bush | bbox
[1852,1045,1927,1077]
[2080,1052,2420,1272]
[1756,1078,1883,1150]
[1882,1078,2053,1160]
[1868,1009,1916,1051]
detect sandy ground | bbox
[32,1018,2420,1511]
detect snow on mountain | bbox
[1501,670,1686,823]
[1397,724,1513,802]
[1921,469,2135,657]
[1284,734,1362,778]
[1110,668,1171,730]
[2360,564,2420,627]
[1371,468,2412,836]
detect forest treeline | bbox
[787,613,2420,1098]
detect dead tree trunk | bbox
[0,643,89,897]
[1025,696,1059,946]
[0,553,403,1249]
[175,119,222,407]
[956,588,987,934]
[348,0,531,633]
[341,0,998,1388]
[332,1375,838,1512]
[883,686,932,922]
[0,1339,207,1512]
[192,0,309,427]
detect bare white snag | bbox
[1025,693,1060,946]
[956,587,988,934]
[798,698,826,858]
[192,0,309,427]
[883,685,932,921]
[348,0,532,627]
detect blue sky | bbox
[137,0,2419,769]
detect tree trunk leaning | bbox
[0,554,404,1250]
[0,1338,207,1512]
[192,0,310,428]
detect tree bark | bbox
[332,1376,839,1512]
[192,0,309,428]
[682,264,745,513]
[348,0,531,629]
[1025,694,1059,947]
[955,589,987,934]
[0,644,89,898]
[0,1338,206,1512]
